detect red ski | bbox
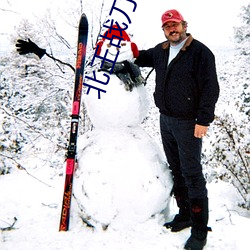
[59,13,88,231]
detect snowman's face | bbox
[101,40,134,63]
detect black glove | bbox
[100,61,146,91]
[16,38,46,59]
[122,60,146,87]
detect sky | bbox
[0,0,249,53]
[131,0,249,48]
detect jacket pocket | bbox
[153,92,165,112]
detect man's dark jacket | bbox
[135,34,220,126]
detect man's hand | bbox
[16,38,46,59]
[194,124,208,138]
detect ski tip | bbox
[80,13,88,27]
[80,13,88,21]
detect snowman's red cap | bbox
[101,25,131,42]
[95,25,139,58]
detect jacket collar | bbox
[162,33,193,50]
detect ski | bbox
[59,13,88,231]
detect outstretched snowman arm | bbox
[15,38,75,72]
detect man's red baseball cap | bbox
[161,9,185,27]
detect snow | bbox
[1,1,250,249]
[74,127,172,228]
[85,75,150,128]
[1,44,250,250]
[74,38,173,230]
[1,172,250,250]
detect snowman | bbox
[73,26,173,230]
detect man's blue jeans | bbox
[160,114,207,200]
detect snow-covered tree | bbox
[0,18,74,175]
[204,4,250,209]
[234,4,250,56]
[0,0,115,175]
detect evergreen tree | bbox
[234,4,250,55]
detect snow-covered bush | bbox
[208,112,250,209]
[204,4,250,209]
[0,20,74,175]
[0,0,111,175]
[234,4,250,56]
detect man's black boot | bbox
[184,228,208,250]
[184,198,210,250]
[164,196,192,232]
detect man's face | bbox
[162,21,187,45]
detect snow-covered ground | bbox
[1,1,249,249]
[1,30,250,250]
[1,169,249,250]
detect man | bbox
[135,9,219,250]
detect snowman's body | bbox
[74,35,173,229]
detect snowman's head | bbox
[95,25,139,63]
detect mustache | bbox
[169,31,179,36]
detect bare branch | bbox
[0,217,18,231]
[46,51,75,73]
[0,153,54,188]
[0,8,18,14]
